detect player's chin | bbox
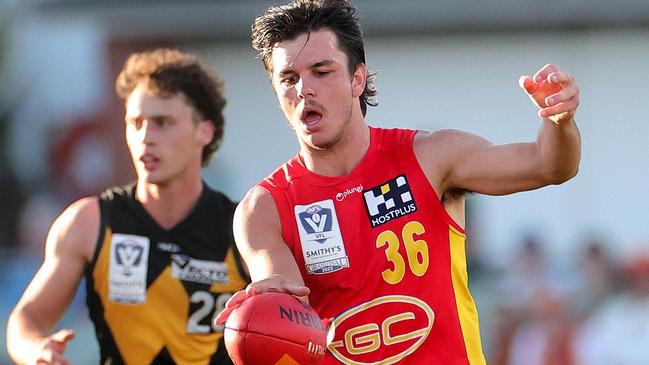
[305,136,337,151]
[140,172,166,185]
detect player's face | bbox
[270,29,365,151]
[125,84,213,185]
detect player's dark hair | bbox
[116,48,226,166]
[252,0,377,116]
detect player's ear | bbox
[197,120,215,146]
[351,63,366,98]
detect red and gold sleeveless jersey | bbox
[260,127,486,364]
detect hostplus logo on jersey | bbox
[363,174,417,227]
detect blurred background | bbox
[1,0,648,364]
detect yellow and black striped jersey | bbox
[85,182,249,365]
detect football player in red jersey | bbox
[217,1,580,364]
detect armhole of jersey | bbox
[258,182,297,252]
[87,196,106,274]
[229,200,251,283]
[405,131,466,234]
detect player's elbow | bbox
[6,310,27,364]
[543,161,580,185]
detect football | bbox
[224,292,327,365]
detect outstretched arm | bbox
[6,197,98,365]
[233,185,309,296]
[417,64,581,197]
[215,185,309,325]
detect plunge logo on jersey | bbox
[171,254,230,285]
[295,199,350,274]
[363,175,417,228]
[109,233,150,303]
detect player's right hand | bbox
[214,276,310,326]
[244,275,310,297]
[34,329,75,365]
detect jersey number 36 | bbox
[376,221,429,285]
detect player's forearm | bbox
[536,117,581,184]
[6,309,49,364]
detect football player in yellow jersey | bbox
[7,48,248,365]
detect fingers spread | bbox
[229,290,253,306]
[214,306,236,326]
[214,290,252,325]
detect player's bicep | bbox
[417,129,545,196]
[449,141,546,195]
[234,186,304,285]
[13,198,99,328]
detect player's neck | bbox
[300,119,370,177]
[136,175,204,229]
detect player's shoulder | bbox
[415,128,472,142]
[235,185,279,224]
[60,196,100,223]
[48,196,99,261]
[415,128,490,154]
[239,185,274,212]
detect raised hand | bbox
[519,64,580,124]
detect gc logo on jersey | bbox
[363,175,417,228]
[295,200,350,275]
[327,295,434,364]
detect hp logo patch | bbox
[363,175,417,228]
[298,205,333,244]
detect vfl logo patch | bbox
[109,233,150,304]
[363,175,417,228]
[115,242,144,276]
[298,205,333,244]
[294,200,350,275]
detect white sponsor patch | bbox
[294,199,349,274]
[170,254,230,284]
[109,234,149,303]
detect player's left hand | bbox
[519,64,579,124]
